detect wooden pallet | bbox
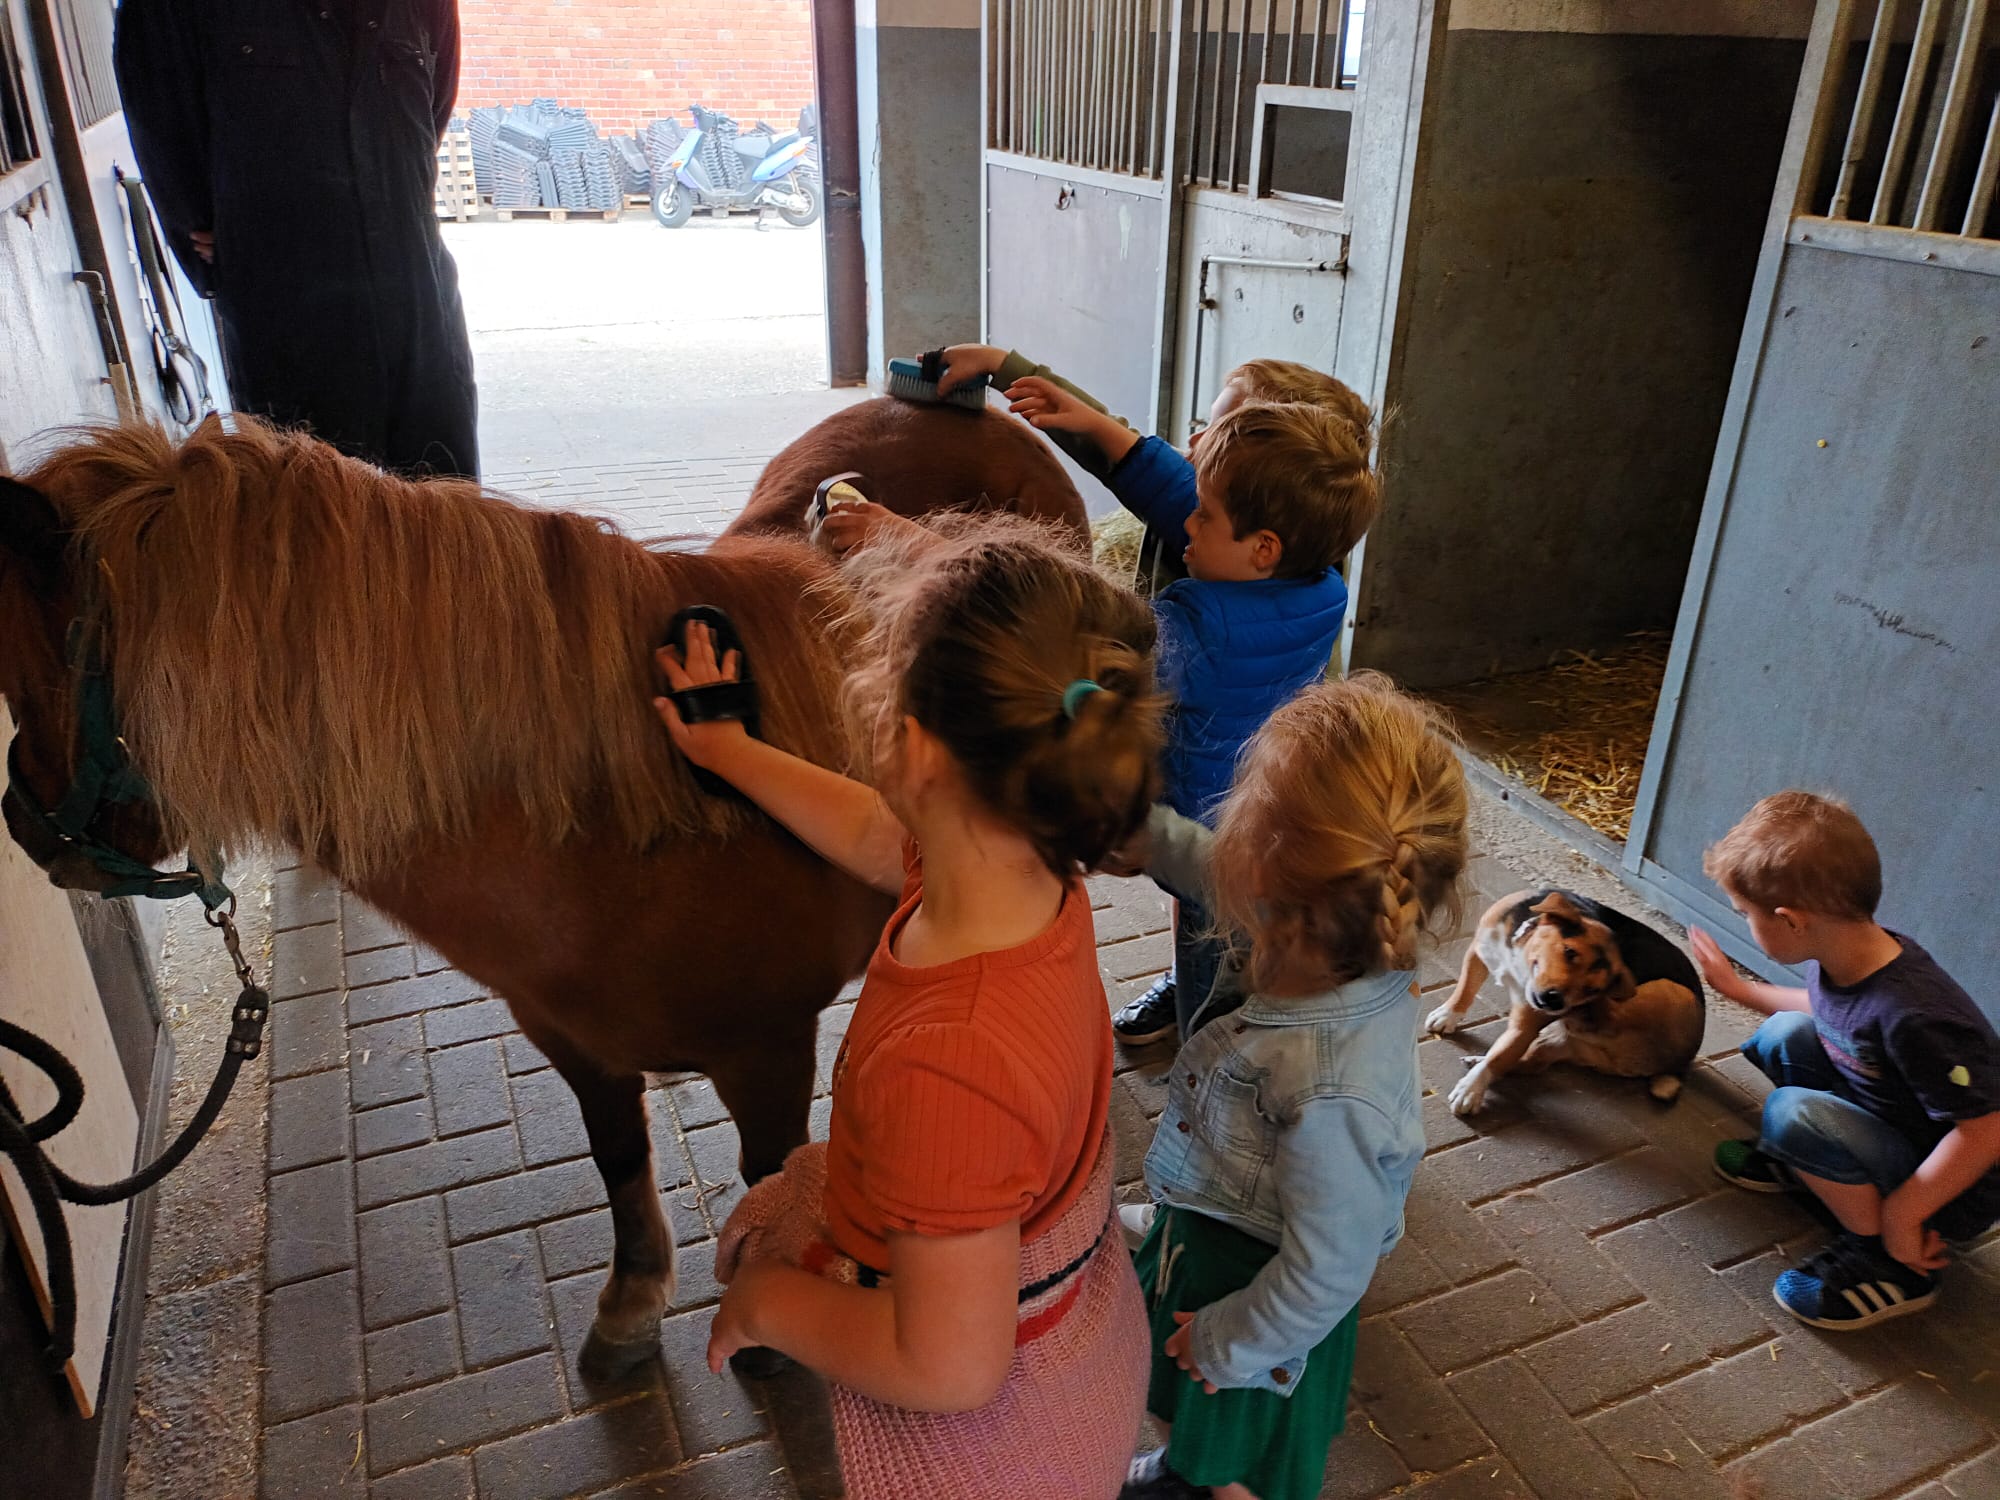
[492,204,622,223]
[624,193,652,210]
[433,126,478,221]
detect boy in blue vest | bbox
[921,347,1381,1044]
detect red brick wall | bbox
[456,0,816,136]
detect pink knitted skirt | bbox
[718,1135,1150,1500]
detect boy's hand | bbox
[654,623,750,770]
[936,344,1006,395]
[1880,1199,1951,1272]
[1164,1310,1219,1395]
[1098,825,1152,878]
[1004,376,1102,436]
[1689,927,1746,1003]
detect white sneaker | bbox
[1118,1202,1158,1239]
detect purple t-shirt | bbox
[1809,935,2000,1152]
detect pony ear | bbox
[0,475,67,570]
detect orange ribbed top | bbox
[823,852,1113,1270]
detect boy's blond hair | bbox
[1703,790,1882,920]
[1210,674,1468,994]
[1193,401,1380,577]
[1230,358,1375,451]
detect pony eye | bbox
[1562,947,1578,962]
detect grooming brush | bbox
[885,349,990,410]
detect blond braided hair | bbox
[1210,675,1469,997]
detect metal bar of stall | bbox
[993,0,1006,150]
[1126,0,1143,176]
[1187,0,1210,181]
[1966,95,2000,237]
[1069,0,1083,162]
[1086,0,1100,168]
[1332,0,1352,84]
[1207,0,1230,184]
[1870,0,1945,225]
[1285,0,1304,84]
[1308,0,1328,87]
[1914,0,1991,231]
[1150,0,1169,177]
[1831,0,1900,219]
[1226,0,1253,189]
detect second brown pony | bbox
[0,403,1086,1374]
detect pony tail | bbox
[1375,840,1423,972]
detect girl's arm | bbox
[1185,1096,1400,1393]
[707,1221,1021,1412]
[654,626,907,894]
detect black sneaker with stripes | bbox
[1772,1233,1937,1330]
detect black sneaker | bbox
[1114,974,1178,1046]
[1121,1448,1203,1500]
[1772,1234,1938,1330]
[1714,1139,1791,1193]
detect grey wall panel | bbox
[1645,244,2000,1019]
[1351,30,1804,687]
[985,162,1164,427]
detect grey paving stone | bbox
[1541,1147,1708,1235]
[1599,1220,1781,1358]
[1652,1337,1846,1460]
[263,1270,362,1423]
[345,944,414,988]
[271,921,344,1000]
[684,1123,747,1228]
[541,1208,616,1280]
[349,968,487,1025]
[1519,1300,1705,1414]
[1403,1178,1515,1283]
[515,1066,593,1167]
[355,1096,435,1159]
[341,894,406,953]
[472,1397,681,1500]
[1394,1268,1573,1374]
[667,1078,729,1131]
[667,1239,722,1313]
[1448,1354,1634,1500]
[268,1066,351,1174]
[430,1037,514,1138]
[1097,931,1174,985]
[590,1440,800,1499]
[271,993,348,1080]
[1358,1238,1452,1317]
[364,1353,567,1476]
[658,1308,770,1454]
[260,1404,365,1499]
[1397,1458,1534,1499]
[548,1271,668,1411]
[357,1126,524,1211]
[413,942,456,974]
[423,996,517,1049]
[1478,1191,1642,1320]
[1423,1114,1634,1207]
[267,1159,356,1287]
[1319,1418,1415,1499]
[358,1196,452,1330]
[1352,1318,1488,1474]
[1658,1188,1815,1269]
[445,1155,605,1243]
[1722,1434,1849,1500]
[1715,1249,1907,1399]
[1785,1381,1989,1500]
[1940,1447,2000,1499]
[370,1455,475,1500]
[1581,1394,1732,1499]
[365,1311,460,1400]
[505,1032,553,1075]
[453,1229,556,1368]
[349,1015,429,1110]
[273,865,341,930]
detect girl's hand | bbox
[936,343,1006,394]
[705,1262,776,1373]
[814,498,935,558]
[1004,376,1100,435]
[653,621,750,771]
[1165,1310,1219,1395]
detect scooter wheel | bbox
[778,173,822,228]
[652,183,695,229]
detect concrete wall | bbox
[858,0,982,377]
[1349,17,1806,688]
[1642,244,2000,1020]
[457,0,816,132]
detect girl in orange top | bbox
[654,519,1163,1498]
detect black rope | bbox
[0,982,267,1367]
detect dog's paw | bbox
[1447,1068,1489,1116]
[1424,1004,1464,1036]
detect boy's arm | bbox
[1880,1011,2000,1264]
[1689,929,1812,1014]
[1141,804,1215,906]
[1884,1113,2000,1238]
[994,351,1140,478]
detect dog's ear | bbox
[0,476,67,572]
[1529,891,1583,922]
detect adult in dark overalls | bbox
[115,0,480,478]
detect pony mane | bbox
[27,417,855,882]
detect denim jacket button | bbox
[1176,1120,1191,1134]
[1272,1367,1290,1384]
[1185,1072,1196,1086]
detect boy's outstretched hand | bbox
[1004,375,1097,434]
[936,344,1007,395]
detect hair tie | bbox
[1061,679,1103,720]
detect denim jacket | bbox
[1140,807,1425,1396]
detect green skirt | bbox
[1135,1205,1358,1500]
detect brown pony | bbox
[0,409,1083,1374]
[726,396,1089,540]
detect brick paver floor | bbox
[244,462,2000,1498]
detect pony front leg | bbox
[531,1027,677,1378]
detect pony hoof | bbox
[729,1344,794,1380]
[578,1325,661,1381]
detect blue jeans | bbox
[1172,896,1242,1041]
[1743,1011,1997,1240]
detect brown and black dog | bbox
[1424,889,1705,1115]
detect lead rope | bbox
[0,900,268,1367]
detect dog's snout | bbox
[1533,987,1567,1011]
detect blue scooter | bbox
[651,105,820,229]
